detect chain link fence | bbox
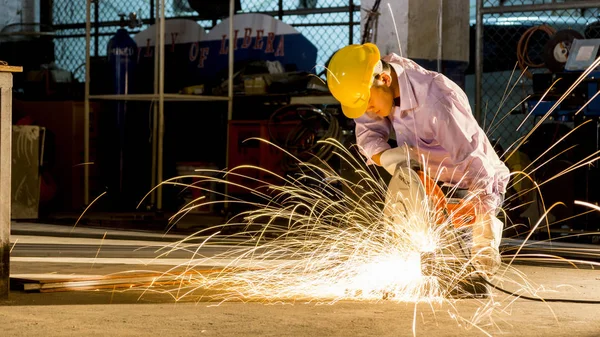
[476,1,600,231]
[49,1,600,149]
[51,0,360,82]
[477,0,600,149]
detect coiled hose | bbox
[516,24,556,79]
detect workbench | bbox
[0,63,23,299]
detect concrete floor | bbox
[3,222,600,337]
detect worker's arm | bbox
[372,148,419,167]
[354,113,392,165]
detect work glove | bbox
[380,147,421,176]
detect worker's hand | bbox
[379,147,421,175]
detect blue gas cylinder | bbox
[104,19,139,211]
[107,27,137,94]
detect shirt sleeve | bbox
[426,90,508,212]
[354,113,392,165]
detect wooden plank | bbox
[0,65,23,73]
[9,277,41,292]
[9,268,238,293]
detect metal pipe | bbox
[475,0,483,125]
[54,20,153,30]
[150,0,160,207]
[52,6,361,30]
[53,21,361,39]
[278,0,283,20]
[291,21,361,27]
[157,0,165,210]
[94,0,100,57]
[228,0,234,124]
[88,94,230,101]
[150,104,158,207]
[348,0,353,44]
[482,0,600,14]
[209,5,361,17]
[84,0,91,206]
[94,0,99,57]
[224,0,235,206]
[150,0,155,21]
[47,31,140,39]
[437,0,443,73]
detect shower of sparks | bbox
[144,140,488,305]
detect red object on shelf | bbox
[227,120,298,195]
[175,162,219,214]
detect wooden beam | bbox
[0,65,23,73]
[0,63,20,299]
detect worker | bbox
[326,43,510,277]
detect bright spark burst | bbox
[142,139,491,306]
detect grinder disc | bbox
[543,29,584,73]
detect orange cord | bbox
[516,24,556,79]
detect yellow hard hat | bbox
[327,43,381,119]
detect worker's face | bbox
[366,72,394,118]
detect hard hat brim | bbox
[341,98,369,119]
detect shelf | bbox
[88,94,337,105]
[88,94,230,102]
[0,65,23,73]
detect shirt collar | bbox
[388,60,419,113]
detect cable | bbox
[453,235,600,304]
[361,0,381,44]
[516,24,556,79]
[481,277,600,304]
